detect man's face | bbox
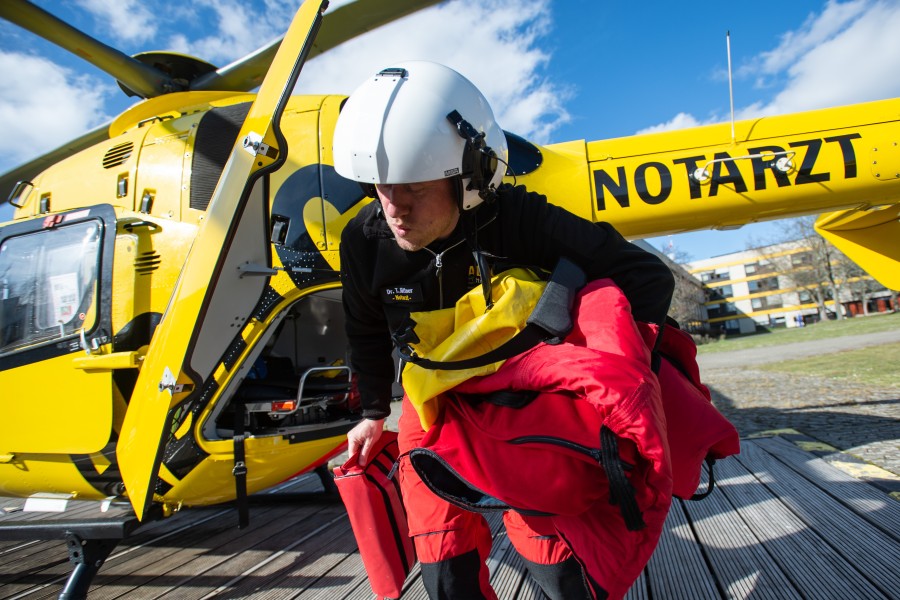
[376,179,460,252]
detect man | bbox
[333,61,674,599]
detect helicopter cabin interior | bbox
[204,288,361,441]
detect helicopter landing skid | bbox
[0,499,161,600]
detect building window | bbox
[791,251,813,266]
[745,260,775,275]
[701,268,730,282]
[748,276,780,292]
[707,284,733,301]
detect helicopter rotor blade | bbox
[0,0,446,204]
[188,36,282,93]
[310,0,444,58]
[0,0,177,99]
[189,0,444,92]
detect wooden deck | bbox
[2,434,898,599]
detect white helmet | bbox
[332,61,508,210]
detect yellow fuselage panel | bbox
[111,216,198,337]
[160,434,347,508]
[0,353,112,454]
[517,140,593,223]
[18,126,150,218]
[108,91,257,138]
[816,204,900,290]
[132,117,194,222]
[575,98,900,238]
[0,454,111,499]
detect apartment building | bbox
[685,242,897,335]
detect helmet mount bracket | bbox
[447,110,498,206]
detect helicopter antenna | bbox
[727,30,736,144]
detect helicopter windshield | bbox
[0,221,101,356]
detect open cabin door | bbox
[117,0,330,520]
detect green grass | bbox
[757,341,900,388]
[696,311,900,354]
[696,311,900,388]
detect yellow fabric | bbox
[402,268,548,430]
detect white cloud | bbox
[752,0,868,77]
[754,0,900,115]
[635,112,703,135]
[295,0,570,142]
[0,0,566,175]
[77,0,158,44]
[166,0,300,65]
[0,52,113,170]
[642,0,900,133]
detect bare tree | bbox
[833,252,884,316]
[657,241,707,333]
[754,217,846,321]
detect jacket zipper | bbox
[420,210,498,309]
[507,435,603,462]
[507,435,635,471]
[423,238,465,309]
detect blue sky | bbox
[2,0,900,261]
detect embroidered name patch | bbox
[382,283,424,304]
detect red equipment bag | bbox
[332,430,415,600]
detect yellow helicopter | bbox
[1,0,899,557]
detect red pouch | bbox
[333,430,415,600]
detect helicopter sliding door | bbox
[0,205,118,496]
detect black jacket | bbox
[339,184,675,419]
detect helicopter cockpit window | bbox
[0,221,101,356]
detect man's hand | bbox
[347,418,385,466]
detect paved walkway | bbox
[697,328,900,368]
[697,329,900,485]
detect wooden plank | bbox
[642,499,719,600]
[680,452,802,599]
[299,550,372,600]
[753,435,900,538]
[0,543,71,600]
[90,503,323,600]
[717,448,889,600]
[0,490,245,600]
[735,440,899,599]
[516,574,549,600]
[221,518,357,599]
[0,474,342,600]
[1,437,897,600]
[10,506,246,600]
[151,505,348,599]
[489,530,528,600]
[623,570,648,600]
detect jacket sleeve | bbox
[340,219,395,420]
[496,186,674,326]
